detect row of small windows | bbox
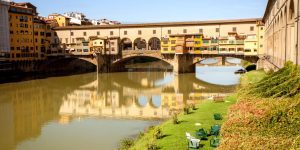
[9,15,32,22]
[10,30,32,35]
[10,23,31,28]
[11,38,32,43]
[71,26,256,37]
[10,53,39,58]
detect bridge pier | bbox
[173,54,195,74]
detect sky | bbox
[14,0,268,23]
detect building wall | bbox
[0,0,10,55]
[33,21,52,60]
[263,0,299,67]
[9,7,35,61]
[55,19,263,56]
[54,16,69,27]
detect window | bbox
[260,27,264,30]
[183,29,187,33]
[138,30,142,35]
[216,28,219,32]
[124,31,127,35]
[171,40,176,44]
[199,29,203,33]
[10,31,13,34]
[153,30,156,34]
[65,38,68,44]
[260,45,263,48]
[260,36,263,39]
[203,40,209,43]
[163,47,168,51]
[71,32,74,36]
[171,46,175,50]
[233,27,237,32]
[110,31,114,35]
[83,32,87,36]
[97,31,100,35]
[168,30,171,34]
[11,47,15,50]
[250,26,254,31]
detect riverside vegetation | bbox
[220,62,300,149]
[119,62,300,150]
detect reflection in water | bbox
[0,68,237,150]
[196,66,243,86]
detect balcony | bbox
[175,46,188,54]
[185,41,194,47]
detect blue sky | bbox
[14,0,268,23]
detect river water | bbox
[0,65,243,150]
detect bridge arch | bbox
[112,55,173,67]
[192,55,259,65]
[120,38,133,51]
[148,37,161,50]
[133,38,147,50]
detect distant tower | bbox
[0,0,11,54]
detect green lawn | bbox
[239,70,266,86]
[130,95,237,150]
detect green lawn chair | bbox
[213,113,223,120]
[195,128,208,140]
[210,124,221,136]
[210,137,221,147]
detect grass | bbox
[220,63,300,149]
[129,96,237,150]
[239,70,266,87]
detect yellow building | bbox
[161,34,203,54]
[90,37,106,53]
[244,34,259,56]
[9,2,36,61]
[33,17,52,60]
[48,13,70,27]
[219,32,246,54]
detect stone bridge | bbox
[71,50,259,74]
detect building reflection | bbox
[0,71,235,150]
[58,72,235,124]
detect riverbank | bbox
[126,63,300,149]
[220,62,300,149]
[126,95,237,150]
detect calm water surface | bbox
[0,66,241,150]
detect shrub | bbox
[183,106,190,115]
[219,63,300,149]
[172,113,179,124]
[247,62,300,98]
[154,127,163,139]
[138,131,144,139]
[118,138,135,150]
[147,142,160,150]
[191,104,197,110]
